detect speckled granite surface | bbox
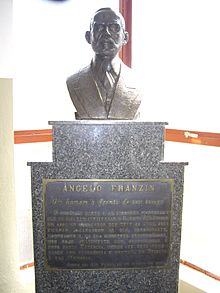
[28,121,187,293]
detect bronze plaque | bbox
[43,179,173,270]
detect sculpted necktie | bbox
[100,63,117,112]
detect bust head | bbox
[85,8,129,59]
[66,7,141,120]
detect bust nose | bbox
[103,25,111,36]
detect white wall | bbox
[133,2,220,291]
[165,142,220,292]
[0,78,21,292]
[0,0,13,78]
[13,0,220,132]
[133,0,220,133]
[13,0,119,130]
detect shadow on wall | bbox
[179,280,206,293]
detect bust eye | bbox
[93,23,105,32]
[109,23,121,33]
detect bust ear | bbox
[85,31,91,44]
[123,31,129,45]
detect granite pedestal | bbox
[28,121,187,293]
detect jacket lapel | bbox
[108,63,140,119]
[75,66,107,119]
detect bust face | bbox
[88,9,128,59]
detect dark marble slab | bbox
[28,121,187,293]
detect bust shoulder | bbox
[66,65,92,88]
[120,62,140,90]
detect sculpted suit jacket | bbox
[66,61,141,119]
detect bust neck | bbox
[92,55,121,75]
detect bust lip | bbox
[99,38,115,48]
[103,42,114,50]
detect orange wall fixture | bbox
[14,128,220,147]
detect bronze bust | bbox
[66,8,141,120]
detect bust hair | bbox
[89,7,125,31]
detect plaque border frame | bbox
[43,178,174,272]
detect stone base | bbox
[28,121,187,293]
